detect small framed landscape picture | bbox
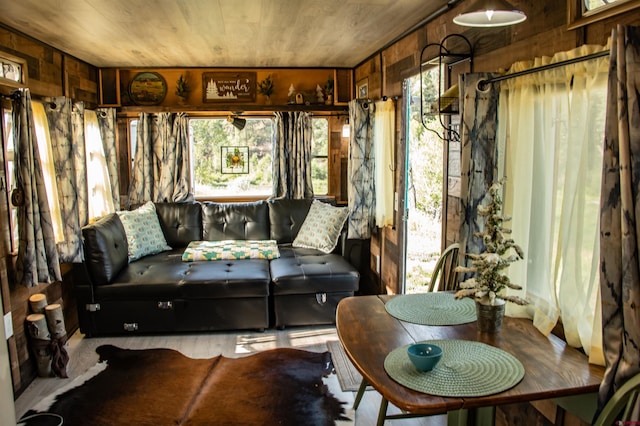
[356,77,368,99]
[221,146,249,174]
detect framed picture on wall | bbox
[356,77,368,99]
[221,146,249,174]
[203,72,256,103]
[568,0,639,29]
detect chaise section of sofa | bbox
[75,198,362,336]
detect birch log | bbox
[26,313,52,377]
[44,304,66,339]
[28,293,47,314]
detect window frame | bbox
[1,99,17,253]
[311,116,329,196]
[567,0,640,29]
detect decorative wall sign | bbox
[203,72,256,103]
[129,72,167,105]
[221,146,249,174]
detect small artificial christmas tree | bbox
[454,178,528,306]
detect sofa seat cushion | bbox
[96,251,270,300]
[270,253,359,295]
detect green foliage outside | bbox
[311,118,329,195]
[189,117,328,197]
[405,67,447,293]
[190,118,273,196]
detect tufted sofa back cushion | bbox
[82,213,129,285]
[267,198,313,244]
[155,202,203,248]
[202,201,269,241]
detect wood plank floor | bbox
[14,326,446,425]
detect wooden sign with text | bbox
[202,72,256,103]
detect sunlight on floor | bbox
[234,326,337,354]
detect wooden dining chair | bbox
[426,242,460,292]
[593,372,640,426]
[353,243,462,412]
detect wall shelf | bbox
[419,34,472,141]
[118,103,348,115]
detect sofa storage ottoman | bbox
[269,252,359,327]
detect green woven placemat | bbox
[384,340,524,397]
[385,293,476,325]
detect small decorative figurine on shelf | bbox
[287,84,296,104]
[175,74,189,104]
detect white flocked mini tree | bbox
[454,178,528,306]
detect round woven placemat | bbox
[384,339,525,397]
[385,293,476,325]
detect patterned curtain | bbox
[597,24,640,416]
[347,99,375,239]
[128,112,192,205]
[11,89,61,286]
[459,73,501,261]
[46,99,118,262]
[272,111,314,199]
[97,108,120,209]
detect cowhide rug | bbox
[19,345,354,426]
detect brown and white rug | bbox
[18,345,354,426]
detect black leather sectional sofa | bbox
[75,198,362,336]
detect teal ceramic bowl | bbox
[407,343,443,372]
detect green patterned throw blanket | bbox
[182,240,280,261]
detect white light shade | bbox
[453,0,526,27]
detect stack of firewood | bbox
[25,294,69,378]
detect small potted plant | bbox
[176,74,189,104]
[258,75,274,104]
[454,178,528,332]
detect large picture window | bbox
[189,117,273,198]
[311,117,329,195]
[129,114,331,200]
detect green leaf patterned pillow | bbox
[293,200,349,253]
[117,201,171,262]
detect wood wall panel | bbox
[354,2,640,424]
[355,1,640,297]
[0,25,96,397]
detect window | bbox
[568,0,639,29]
[31,102,64,242]
[0,50,27,87]
[497,49,609,353]
[189,117,273,198]
[2,104,17,252]
[311,118,328,195]
[128,115,331,199]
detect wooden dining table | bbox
[336,295,605,426]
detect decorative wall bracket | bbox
[419,34,473,142]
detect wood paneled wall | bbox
[354,1,640,424]
[0,25,96,396]
[355,0,640,294]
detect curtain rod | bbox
[478,50,610,90]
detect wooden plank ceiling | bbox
[0,0,456,68]
[0,0,455,68]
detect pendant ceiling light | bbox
[453,0,526,27]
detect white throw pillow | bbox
[117,201,171,262]
[293,200,349,253]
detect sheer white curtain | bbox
[31,101,64,243]
[84,110,114,220]
[374,99,395,227]
[497,45,609,361]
